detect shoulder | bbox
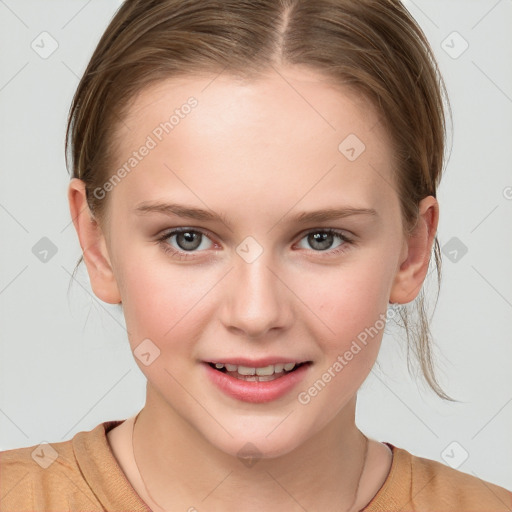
[366,443,512,512]
[409,449,511,509]
[0,423,115,511]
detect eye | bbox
[295,229,353,256]
[156,228,214,259]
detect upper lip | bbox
[204,357,312,368]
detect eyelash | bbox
[155,227,355,261]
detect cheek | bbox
[118,264,214,395]
[294,259,395,414]
[118,259,209,352]
[302,255,395,354]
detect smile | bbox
[207,361,306,380]
[203,361,312,402]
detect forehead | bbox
[123,67,384,144]
[111,68,398,217]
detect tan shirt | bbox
[1,419,511,511]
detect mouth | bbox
[206,361,311,382]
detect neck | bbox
[131,387,370,512]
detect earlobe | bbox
[67,178,122,304]
[389,196,439,304]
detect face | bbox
[78,67,414,459]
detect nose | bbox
[219,250,292,339]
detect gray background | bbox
[1,0,511,492]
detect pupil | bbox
[178,231,200,250]
[310,232,332,250]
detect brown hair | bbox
[66,0,455,401]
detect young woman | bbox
[1,1,511,510]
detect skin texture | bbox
[68,65,438,511]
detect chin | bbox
[201,422,310,462]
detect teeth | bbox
[237,365,256,375]
[256,365,274,376]
[211,362,298,375]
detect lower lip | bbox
[202,362,311,403]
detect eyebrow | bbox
[133,201,378,228]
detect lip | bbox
[202,361,312,403]
[203,357,310,368]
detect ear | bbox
[389,196,439,304]
[67,178,122,304]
